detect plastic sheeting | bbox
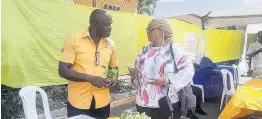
[219,79,262,119]
[1,0,244,88]
[2,0,141,87]
[205,29,245,63]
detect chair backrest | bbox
[19,86,52,119]
[221,69,236,93]
[190,80,194,85]
[232,64,240,87]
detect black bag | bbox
[158,83,174,119]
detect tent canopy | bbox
[154,0,262,29]
[246,23,262,34]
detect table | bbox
[193,65,234,98]
[218,75,262,119]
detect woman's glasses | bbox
[146,27,160,33]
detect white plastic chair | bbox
[232,64,252,86]
[220,69,236,110]
[19,86,52,119]
[191,81,205,103]
[232,64,240,88]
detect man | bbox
[185,86,207,119]
[58,9,119,119]
[188,85,207,115]
[247,31,262,77]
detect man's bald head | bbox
[89,9,112,38]
[89,9,108,24]
[258,31,262,38]
[258,31,262,44]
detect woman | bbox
[130,19,195,119]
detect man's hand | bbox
[89,76,109,88]
[107,80,117,88]
[247,48,262,58]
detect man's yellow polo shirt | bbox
[59,31,119,109]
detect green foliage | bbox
[120,112,151,119]
[106,68,119,79]
[137,0,158,16]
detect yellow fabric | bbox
[219,78,262,119]
[136,17,203,50]
[59,31,119,109]
[136,15,152,52]
[205,29,245,63]
[2,0,245,88]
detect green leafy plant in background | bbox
[120,112,151,119]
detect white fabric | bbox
[134,42,194,108]
[238,59,249,76]
[153,0,262,29]
[184,32,201,64]
[247,41,262,69]
[238,77,252,85]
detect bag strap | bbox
[170,43,178,73]
[166,43,178,96]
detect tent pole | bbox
[200,12,211,58]
[201,18,206,57]
[242,32,248,60]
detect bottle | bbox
[164,60,174,79]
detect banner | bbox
[2,0,244,88]
[205,29,245,63]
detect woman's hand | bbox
[151,72,168,86]
[128,67,142,83]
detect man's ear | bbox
[94,21,99,28]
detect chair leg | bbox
[225,95,229,105]
[201,88,204,103]
[220,92,225,110]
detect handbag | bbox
[158,44,177,119]
[159,43,196,117]
[169,43,196,110]
[158,81,174,119]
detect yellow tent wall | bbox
[2,0,244,88]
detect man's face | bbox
[96,13,112,38]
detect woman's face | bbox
[146,21,163,44]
